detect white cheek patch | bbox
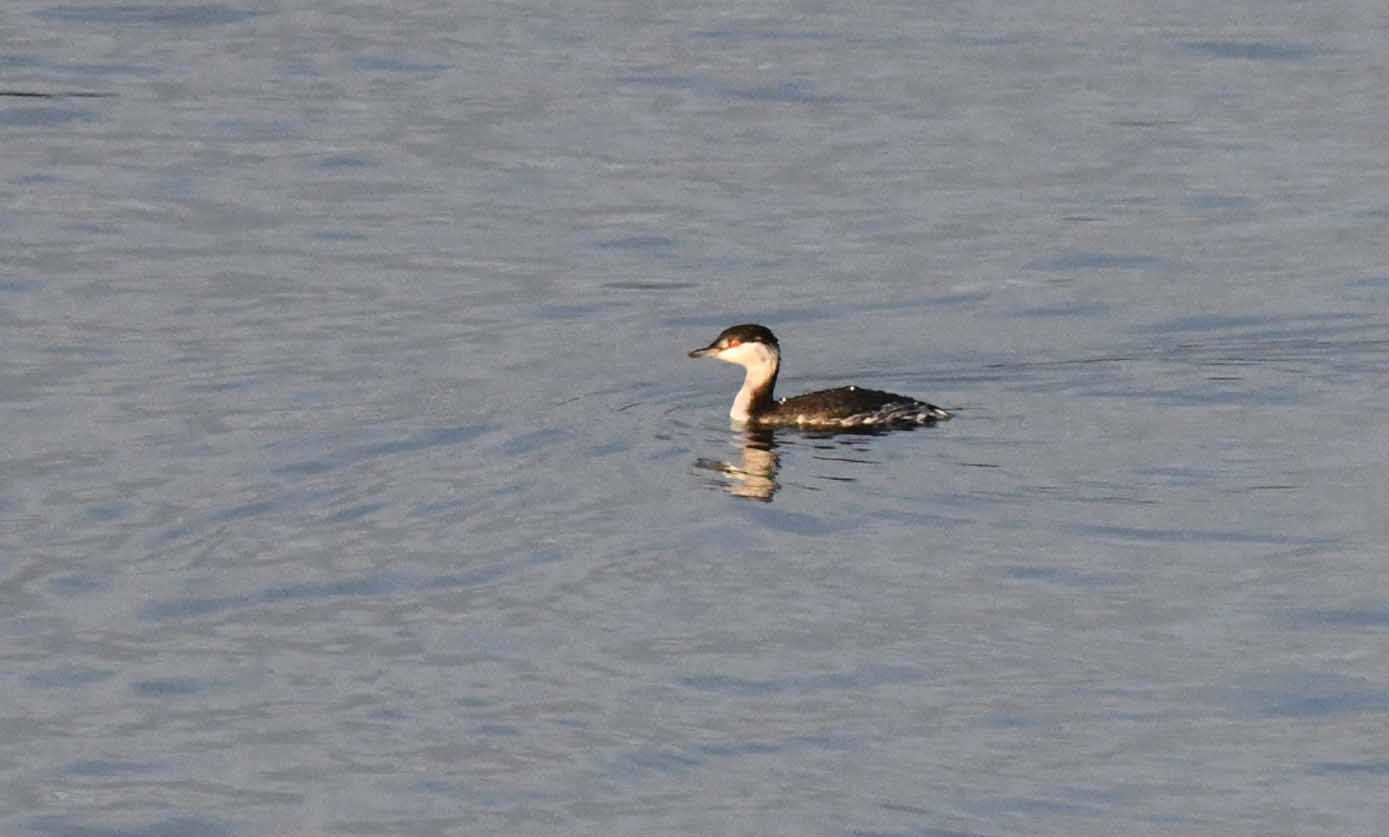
[717,342,776,368]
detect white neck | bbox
[722,342,780,422]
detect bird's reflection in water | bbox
[694,426,919,502]
[693,428,782,502]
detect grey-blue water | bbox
[4,2,1389,835]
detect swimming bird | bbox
[688,323,950,428]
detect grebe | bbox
[688,324,951,428]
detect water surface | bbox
[3,1,1389,835]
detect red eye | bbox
[727,338,742,348]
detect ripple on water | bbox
[65,759,158,777]
[1310,760,1389,776]
[1297,605,1389,629]
[30,815,233,837]
[1265,688,1389,719]
[37,4,256,25]
[0,278,43,293]
[680,665,927,697]
[0,107,93,127]
[1222,672,1389,719]
[139,557,523,626]
[1184,40,1316,61]
[738,504,852,536]
[27,668,116,689]
[350,56,450,73]
[132,677,206,698]
[596,234,676,251]
[1065,523,1328,547]
[141,574,398,621]
[269,423,492,479]
[1034,251,1163,271]
[1004,565,1127,588]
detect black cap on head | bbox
[689,323,779,357]
[716,324,777,346]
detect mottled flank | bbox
[762,386,951,428]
